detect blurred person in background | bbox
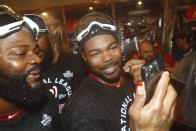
[153,40,162,56]
[172,33,196,62]
[138,39,175,73]
[126,40,156,84]
[138,39,156,61]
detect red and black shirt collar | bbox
[89,73,124,88]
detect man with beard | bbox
[24,14,54,71]
[25,14,87,113]
[62,12,177,131]
[0,5,60,131]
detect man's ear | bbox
[81,53,87,62]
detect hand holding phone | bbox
[129,71,177,131]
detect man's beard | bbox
[0,65,47,112]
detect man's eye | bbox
[90,52,99,57]
[110,45,117,50]
[89,51,100,56]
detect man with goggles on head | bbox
[62,12,177,131]
[0,5,61,131]
[24,14,53,70]
[26,14,87,115]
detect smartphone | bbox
[141,55,164,104]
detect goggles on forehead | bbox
[0,16,39,38]
[76,21,116,42]
[0,5,39,38]
[24,14,48,33]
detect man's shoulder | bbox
[179,51,196,67]
[62,78,106,111]
[64,78,101,105]
[0,97,59,131]
[189,51,196,58]
[171,51,196,86]
[71,79,99,99]
[38,94,61,130]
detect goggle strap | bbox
[24,14,48,32]
[23,16,39,37]
[0,20,23,37]
[76,21,116,41]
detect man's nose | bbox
[28,52,42,65]
[102,51,112,62]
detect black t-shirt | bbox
[42,53,87,113]
[62,76,134,131]
[0,95,61,131]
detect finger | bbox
[132,72,142,83]
[123,60,133,72]
[151,71,170,107]
[163,84,177,115]
[169,102,176,124]
[123,59,145,72]
[130,63,144,72]
[129,62,144,77]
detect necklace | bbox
[0,110,23,121]
[89,73,124,88]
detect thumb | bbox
[129,81,146,128]
[130,81,146,112]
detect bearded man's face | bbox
[0,27,47,111]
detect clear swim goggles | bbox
[24,14,48,33]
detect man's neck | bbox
[0,98,21,116]
[89,74,124,88]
